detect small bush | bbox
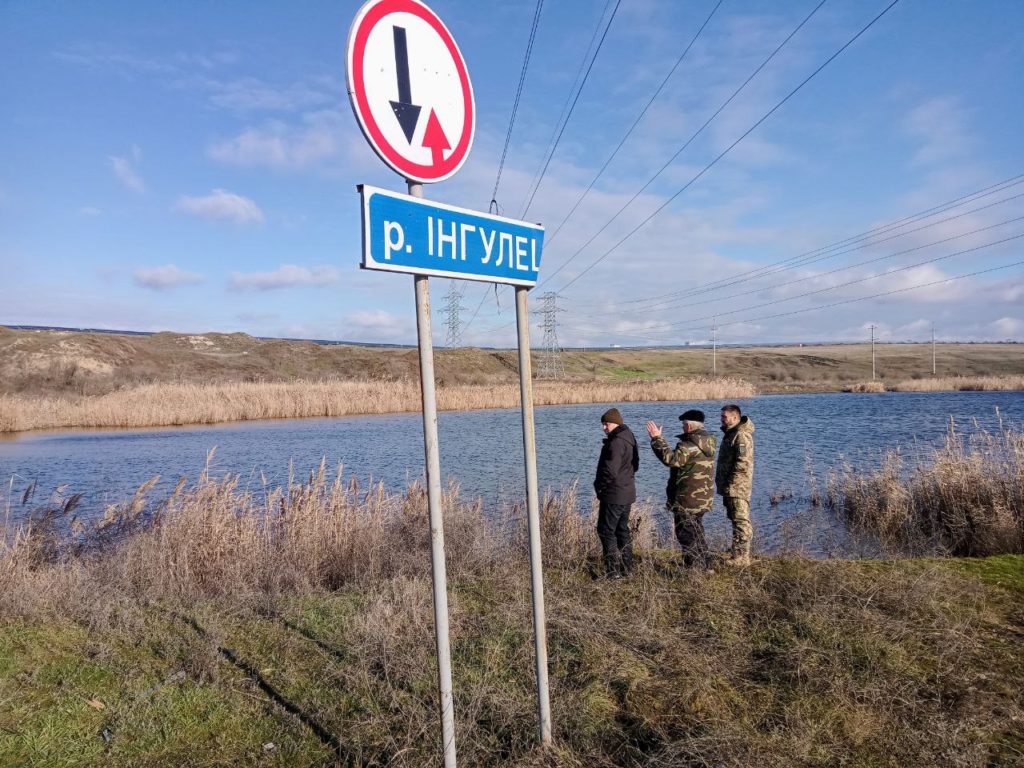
[845,380,886,393]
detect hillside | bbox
[3,326,1022,396]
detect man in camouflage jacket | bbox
[646,409,717,569]
[716,404,755,566]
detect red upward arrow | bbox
[421,109,450,167]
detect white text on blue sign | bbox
[359,186,544,286]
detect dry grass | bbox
[2,468,1023,766]
[5,328,1023,401]
[845,380,886,393]
[827,423,1024,556]
[892,374,1024,392]
[0,377,755,433]
[0,462,645,619]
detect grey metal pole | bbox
[409,180,458,768]
[712,317,717,376]
[870,324,876,380]
[515,285,552,745]
[932,323,936,376]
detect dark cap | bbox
[600,407,623,425]
[679,409,705,423]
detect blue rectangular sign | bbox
[359,185,545,286]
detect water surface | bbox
[2,391,1021,551]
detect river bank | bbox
[2,471,1022,766]
[0,377,757,433]
[3,327,1023,433]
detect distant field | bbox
[2,327,1022,397]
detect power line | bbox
[517,0,614,219]
[595,175,1024,310]
[461,284,502,340]
[477,182,1022,339]
[593,260,1024,342]
[693,259,1024,336]
[558,259,1024,344]
[542,0,727,247]
[570,207,1024,319]
[620,230,1024,334]
[490,0,545,213]
[536,0,833,289]
[519,0,622,219]
[551,0,904,295]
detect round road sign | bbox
[346,0,476,184]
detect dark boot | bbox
[619,541,634,576]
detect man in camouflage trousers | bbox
[646,409,717,569]
[716,404,755,567]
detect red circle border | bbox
[348,0,475,183]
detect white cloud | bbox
[133,264,203,291]
[199,76,339,112]
[342,309,413,343]
[903,97,974,167]
[175,189,264,224]
[229,264,339,291]
[110,145,145,192]
[79,206,102,217]
[990,317,1023,339]
[207,111,342,171]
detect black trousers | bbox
[672,509,709,568]
[597,501,633,575]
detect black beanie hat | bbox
[600,408,623,425]
[679,409,705,423]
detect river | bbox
[2,391,1021,552]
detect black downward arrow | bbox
[389,26,421,144]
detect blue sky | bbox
[2,0,1022,347]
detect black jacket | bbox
[594,425,640,504]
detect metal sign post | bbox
[348,0,551,760]
[515,286,552,744]
[408,182,457,767]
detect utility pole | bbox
[712,316,717,376]
[931,322,936,376]
[442,281,466,348]
[870,324,876,380]
[535,291,565,379]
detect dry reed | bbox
[2,469,1020,767]
[0,464,668,620]
[891,374,1024,392]
[0,377,755,433]
[845,380,886,393]
[827,422,1024,556]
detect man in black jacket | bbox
[594,407,640,578]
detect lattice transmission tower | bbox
[534,291,565,379]
[442,281,467,348]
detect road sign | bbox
[347,0,476,183]
[359,185,544,286]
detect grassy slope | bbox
[2,556,1022,768]
[3,327,1023,396]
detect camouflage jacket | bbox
[650,429,717,513]
[716,416,755,500]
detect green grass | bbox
[601,366,659,381]
[951,554,1024,595]
[2,557,1022,767]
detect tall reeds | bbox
[891,375,1024,392]
[0,463,665,620]
[2,468,1020,767]
[827,421,1024,556]
[0,377,755,433]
